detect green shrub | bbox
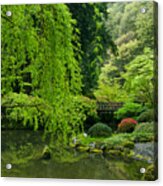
[115,102,143,120]
[137,109,154,122]
[88,122,112,137]
[133,132,154,142]
[1,92,53,130]
[134,122,154,133]
[104,133,154,146]
[72,96,99,131]
[117,118,138,133]
[143,164,157,181]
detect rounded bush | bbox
[134,122,154,133]
[137,109,154,122]
[117,118,138,133]
[88,123,112,137]
[115,102,143,120]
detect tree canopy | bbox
[94,1,156,109]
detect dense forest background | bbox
[1,2,157,146]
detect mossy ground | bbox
[71,131,155,160]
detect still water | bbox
[1,130,149,180]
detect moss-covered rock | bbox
[69,143,76,148]
[133,154,144,160]
[105,149,122,157]
[123,148,131,155]
[114,145,124,151]
[127,150,135,158]
[123,141,135,149]
[89,148,103,153]
[76,146,89,152]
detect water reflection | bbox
[2,130,148,180]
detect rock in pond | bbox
[89,148,103,153]
[76,146,89,152]
[123,141,135,149]
[104,149,122,157]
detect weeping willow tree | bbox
[1,4,86,147]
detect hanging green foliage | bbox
[1,92,53,130]
[1,4,83,146]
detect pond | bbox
[1,130,150,180]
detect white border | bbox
[0,0,157,5]
[1,0,163,186]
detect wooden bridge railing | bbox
[97,102,123,112]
